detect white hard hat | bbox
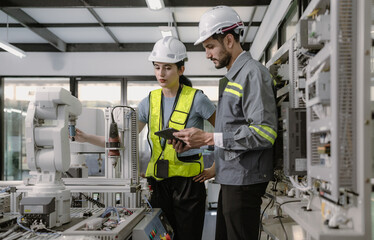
[148,36,188,63]
[194,6,244,45]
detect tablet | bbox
[154,128,179,140]
[154,128,186,146]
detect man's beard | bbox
[214,49,231,69]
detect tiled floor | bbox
[202,208,270,240]
[202,208,217,239]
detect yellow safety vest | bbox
[146,85,204,180]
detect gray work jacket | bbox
[214,51,278,185]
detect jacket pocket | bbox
[220,148,246,161]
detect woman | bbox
[75,36,215,240]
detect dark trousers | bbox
[148,177,206,240]
[215,182,268,240]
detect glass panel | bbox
[371,5,374,176]
[3,77,69,180]
[77,80,121,176]
[266,35,278,62]
[127,80,159,175]
[280,5,298,45]
[127,81,160,107]
[78,81,121,109]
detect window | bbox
[77,80,121,108]
[3,77,69,180]
[280,3,298,45]
[266,35,278,63]
[76,79,122,176]
[2,76,218,179]
[127,80,161,174]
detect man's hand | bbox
[172,127,214,149]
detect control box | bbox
[132,208,174,240]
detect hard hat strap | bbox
[219,22,243,34]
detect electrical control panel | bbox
[265,0,371,239]
[132,208,174,240]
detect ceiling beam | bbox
[0,22,262,28]
[0,0,271,8]
[171,11,180,39]
[9,43,252,52]
[0,8,67,51]
[80,0,121,45]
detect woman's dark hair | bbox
[176,60,192,87]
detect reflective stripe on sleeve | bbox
[224,88,242,97]
[227,82,243,90]
[249,125,277,145]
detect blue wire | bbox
[0,186,10,193]
[144,196,153,211]
[101,207,120,223]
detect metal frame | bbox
[0,0,271,8]
[0,0,266,52]
[0,77,3,180]
[1,8,67,52]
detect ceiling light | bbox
[159,26,177,38]
[1,14,26,58]
[0,40,26,58]
[145,0,164,11]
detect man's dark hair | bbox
[212,29,241,43]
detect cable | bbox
[0,186,10,193]
[111,105,136,123]
[275,210,288,240]
[80,193,105,208]
[144,196,153,211]
[288,176,311,192]
[272,200,302,240]
[101,207,120,223]
[258,197,274,240]
[277,200,302,208]
[118,207,133,215]
[16,216,61,236]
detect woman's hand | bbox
[71,128,87,143]
[193,162,216,183]
[168,138,191,153]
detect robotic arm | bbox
[25,87,82,177]
[21,87,82,228]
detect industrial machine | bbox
[260,0,372,239]
[0,87,170,239]
[64,208,173,240]
[20,87,82,228]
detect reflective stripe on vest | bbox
[146,85,204,180]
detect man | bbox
[172,6,277,240]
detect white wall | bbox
[0,51,226,76]
[250,0,292,60]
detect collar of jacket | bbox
[225,51,253,81]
